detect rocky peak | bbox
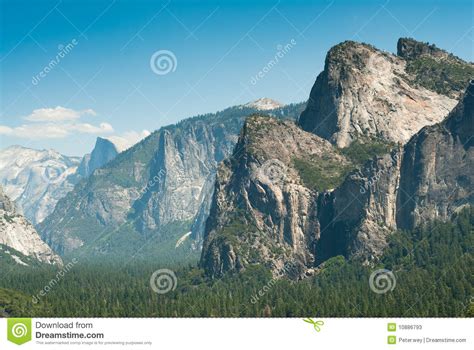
[77,137,119,177]
[200,115,351,278]
[244,98,284,111]
[298,39,458,147]
[397,38,474,99]
[397,38,451,61]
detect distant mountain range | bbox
[0,137,122,225]
[0,146,81,225]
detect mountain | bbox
[77,137,120,177]
[396,80,473,229]
[200,116,352,278]
[200,40,473,279]
[0,186,62,265]
[0,146,81,224]
[243,98,284,110]
[38,103,305,258]
[397,38,474,99]
[0,137,124,225]
[298,39,473,147]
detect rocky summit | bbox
[76,137,120,178]
[298,39,472,147]
[200,116,351,278]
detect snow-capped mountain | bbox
[243,98,284,110]
[0,137,125,225]
[0,146,81,225]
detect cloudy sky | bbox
[1,0,472,155]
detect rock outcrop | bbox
[200,116,351,278]
[396,81,473,229]
[0,186,62,265]
[298,40,468,147]
[77,137,120,178]
[243,98,284,111]
[0,137,123,226]
[397,38,474,99]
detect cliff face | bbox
[298,40,468,147]
[201,83,473,278]
[0,186,62,265]
[316,149,403,264]
[77,137,120,178]
[200,116,351,278]
[396,82,473,229]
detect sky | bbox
[0,0,473,156]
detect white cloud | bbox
[24,106,96,122]
[0,126,13,135]
[0,122,114,139]
[0,107,113,139]
[70,122,114,134]
[106,130,151,152]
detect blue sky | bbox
[1,0,473,156]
